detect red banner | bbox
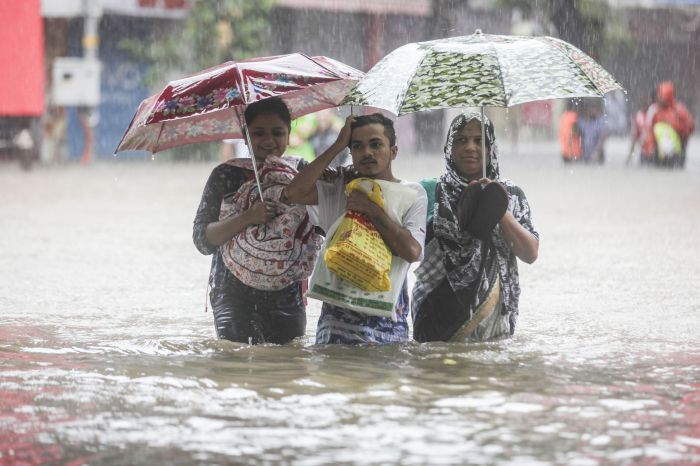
[0,0,45,116]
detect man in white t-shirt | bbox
[284,113,427,344]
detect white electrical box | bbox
[52,58,102,106]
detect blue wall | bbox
[66,15,152,160]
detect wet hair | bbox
[244,97,291,131]
[349,113,396,147]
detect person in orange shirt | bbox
[646,81,695,167]
[559,100,581,162]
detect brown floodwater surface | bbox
[1,136,699,465]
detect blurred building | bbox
[0,0,44,168]
[41,0,191,162]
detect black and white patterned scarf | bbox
[433,110,500,301]
[412,111,538,336]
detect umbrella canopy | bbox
[343,30,624,178]
[343,30,623,115]
[116,53,364,154]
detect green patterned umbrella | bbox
[343,30,624,175]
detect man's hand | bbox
[333,115,355,151]
[345,188,422,262]
[346,190,383,218]
[284,115,356,207]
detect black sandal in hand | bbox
[457,182,508,241]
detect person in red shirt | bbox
[646,81,695,167]
[626,91,656,166]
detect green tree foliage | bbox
[186,0,275,69]
[121,0,274,88]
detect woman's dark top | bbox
[192,159,308,344]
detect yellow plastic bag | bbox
[307,179,419,319]
[323,179,392,292]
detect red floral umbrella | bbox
[115,53,363,154]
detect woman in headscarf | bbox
[412,110,539,342]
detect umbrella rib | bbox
[114,118,135,154]
[304,53,340,78]
[487,38,509,107]
[153,121,165,154]
[540,37,615,96]
[233,61,249,105]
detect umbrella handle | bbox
[481,106,487,179]
[235,108,265,201]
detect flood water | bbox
[2,137,699,465]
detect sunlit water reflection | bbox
[2,137,699,465]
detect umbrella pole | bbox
[235,109,265,201]
[480,106,487,179]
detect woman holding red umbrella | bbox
[192,98,322,345]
